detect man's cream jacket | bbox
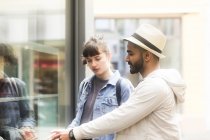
[73,69,186,140]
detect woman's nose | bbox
[91,60,97,67]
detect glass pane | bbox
[0,0,65,139]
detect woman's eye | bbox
[96,58,101,61]
[87,59,92,63]
[95,57,101,61]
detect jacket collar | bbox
[85,70,121,86]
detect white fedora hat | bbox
[123,24,166,58]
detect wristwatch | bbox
[69,129,76,140]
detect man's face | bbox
[125,42,144,74]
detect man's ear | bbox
[144,51,151,62]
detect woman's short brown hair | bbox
[82,35,110,65]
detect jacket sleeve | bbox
[67,80,87,128]
[73,79,168,139]
[16,78,36,128]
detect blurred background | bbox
[0,0,209,139]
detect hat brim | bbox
[123,36,165,59]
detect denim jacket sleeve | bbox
[67,79,89,128]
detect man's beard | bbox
[128,57,144,74]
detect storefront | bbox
[0,0,93,138]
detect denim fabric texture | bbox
[68,71,133,140]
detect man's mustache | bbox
[128,62,132,65]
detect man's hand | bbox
[49,129,70,140]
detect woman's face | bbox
[85,51,111,77]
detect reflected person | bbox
[0,44,36,140]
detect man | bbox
[50,24,186,140]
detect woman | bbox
[51,36,133,140]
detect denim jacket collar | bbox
[84,70,121,87]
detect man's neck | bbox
[142,63,160,78]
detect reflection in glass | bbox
[0,44,36,140]
[0,0,65,138]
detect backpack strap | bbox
[116,78,122,106]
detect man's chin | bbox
[130,70,138,74]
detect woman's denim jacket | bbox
[68,71,133,140]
